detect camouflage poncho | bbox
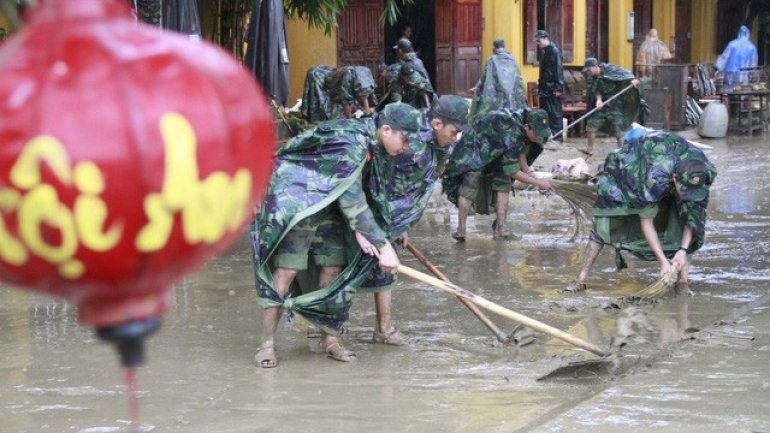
[442,109,541,214]
[361,119,444,289]
[470,50,527,118]
[390,70,435,108]
[592,132,717,269]
[252,118,391,333]
[324,65,377,106]
[300,65,333,122]
[586,63,645,133]
[402,53,433,92]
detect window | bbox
[525,0,574,64]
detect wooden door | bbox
[525,0,574,64]
[337,0,384,73]
[454,0,482,95]
[586,0,609,60]
[673,0,691,62]
[435,0,482,95]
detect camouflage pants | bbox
[272,207,346,270]
[458,164,511,200]
[585,108,626,139]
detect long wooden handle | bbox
[406,244,510,343]
[398,265,608,357]
[549,83,636,140]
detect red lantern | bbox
[0,0,274,363]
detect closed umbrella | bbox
[162,0,201,40]
[245,0,290,106]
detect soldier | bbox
[582,57,642,156]
[443,109,553,241]
[395,38,433,91]
[469,38,527,118]
[564,128,717,293]
[388,64,434,109]
[324,65,377,118]
[300,65,334,122]
[535,30,565,142]
[357,95,470,345]
[251,103,423,368]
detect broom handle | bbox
[549,83,636,140]
[406,244,510,343]
[398,265,608,357]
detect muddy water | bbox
[2,134,770,432]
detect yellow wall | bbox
[285,19,338,104]
[608,0,634,69]
[652,0,676,54]
[690,0,718,64]
[483,0,587,84]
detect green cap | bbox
[524,109,552,145]
[378,102,424,136]
[582,57,599,73]
[675,158,714,202]
[430,95,470,131]
[534,30,549,40]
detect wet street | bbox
[2,132,770,433]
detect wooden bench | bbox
[561,69,587,136]
[527,69,588,137]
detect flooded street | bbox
[2,133,770,433]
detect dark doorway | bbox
[716,0,746,55]
[383,2,437,88]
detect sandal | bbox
[451,231,466,242]
[372,326,406,346]
[322,341,357,362]
[254,344,277,368]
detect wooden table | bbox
[719,90,770,136]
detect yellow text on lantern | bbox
[135,112,252,251]
[0,113,252,278]
[0,136,123,279]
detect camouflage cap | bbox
[430,95,470,131]
[534,30,549,40]
[675,158,714,202]
[524,109,552,145]
[395,38,413,52]
[378,102,424,136]
[582,57,599,73]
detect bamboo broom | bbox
[633,261,681,298]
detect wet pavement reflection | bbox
[2,134,770,432]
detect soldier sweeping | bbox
[443,109,553,241]
[582,57,643,156]
[564,127,717,293]
[251,103,423,367]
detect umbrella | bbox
[162,0,202,40]
[245,0,290,106]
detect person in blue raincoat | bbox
[716,25,758,92]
